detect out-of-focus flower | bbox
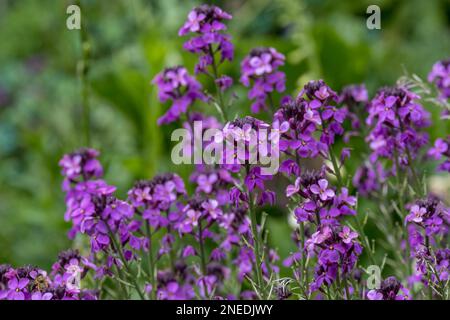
[152,66,207,125]
[240,47,285,113]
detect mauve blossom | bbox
[179,5,233,74]
[152,66,207,125]
[428,59,450,101]
[366,86,430,167]
[310,179,335,201]
[428,137,450,173]
[405,196,449,237]
[7,278,29,300]
[241,47,285,113]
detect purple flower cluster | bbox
[338,84,369,140]
[352,161,386,196]
[240,47,286,113]
[6,3,450,301]
[405,196,449,294]
[220,116,272,167]
[179,5,233,74]
[287,171,356,225]
[367,276,410,300]
[152,66,207,125]
[405,196,449,237]
[366,86,430,167]
[59,148,103,181]
[0,250,96,300]
[190,166,235,205]
[274,80,346,161]
[286,169,361,293]
[413,247,450,288]
[306,225,362,292]
[128,174,186,224]
[428,136,450,172]
[428,59,450,100]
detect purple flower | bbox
[179,5,233,74]
[428,137,450,173]
[294,200,316,222]
[182,245,197,258]
[240,47,285,113]
[306,225,362,291]
[31,292,53,300]
[310,179,335,201]
[179,5,232,36]
[338,226,358,244]
[7,278,29,300]
[406,205,427,223]
[244,166,271,192]
[202,199,222,219]
[353,162,386,196]
[215,75,233,92]
[128,174,186,211]
[152,66,207,125]
[367,276,409,300]
[428,59,450,101]
[428,138,448,160]
[366,86,430,167]
[286,177,301,198]
[367,290,383,300]
[157,282,183,300]
[59,148,103,181]
[405,196,449,237]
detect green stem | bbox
[267,91,276,114]
[108,228,146,300]
[246,167,266,298]
[328,145,343,188]
[342,273,351,300]
[208,45,228,122]
[398,117,422,197]
[144,221,156,299]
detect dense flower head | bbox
[367,276,410,300]
[305,224,362,291]
[428,136,450,172]
[0,258,96,300]
[428,59,450,100]
[339,84,369,106]
[152,66,207,125]
[339,84,369,132]
[240,47,285,113]
[300,79,339,102]
[412,246,450,288]
[181,113,222,161]
[366,86,430,166]
[218,116,274,168]
[59,148,103,181]
[179,5,232,36]
[179,5,233,74]
[290,177,356,226]
[431,249,450,282]
[190,167,235,205]
[274,80,347,160]
[405,196,449,236]
[352,161,386,196]
[178,195,222,233]
[274,99,326,158]
[128,173,186,209]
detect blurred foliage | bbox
[0,0,449,270]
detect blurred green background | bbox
[0,0,449,269]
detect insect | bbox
[33,274,49,292]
